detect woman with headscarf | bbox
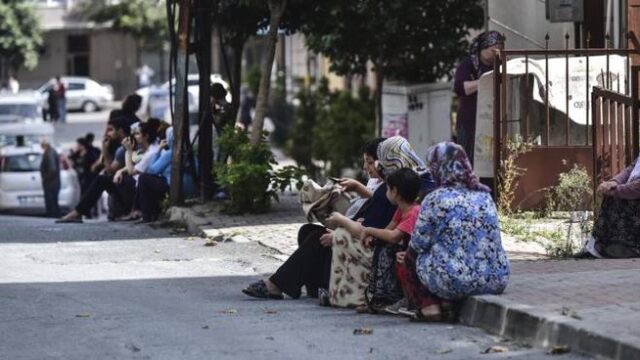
[398,142,510,321]
[326,136,435,309]
[454,31,505,165]
[576,156,640,258]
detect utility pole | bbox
[170,0,191,206]
[195,0,213,201]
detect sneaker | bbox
[384,298,408,315]
[397,307,417,317]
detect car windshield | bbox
[1,153,42,172]
[0,104,39,119]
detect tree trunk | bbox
[195,0,213,201]
[373,61,384,136]
[250,0,287,145]
[230,40,244,122]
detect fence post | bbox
[632,65,640,159]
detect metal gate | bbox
[492,33,640,210]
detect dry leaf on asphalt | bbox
[220,309,237,314]
[264,309,278,314]
[353,327,373,335]
[204,241,217,247]
[483,345,508,354]
[435,348,453,354]
[75,313,90,318]
[548,345,571,355]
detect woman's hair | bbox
[363,137,386,159]
[138,122,158,144]
[386,168,421,203]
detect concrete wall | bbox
[18,30,67,89]
[488,0,576,49]
[90,30,138,99]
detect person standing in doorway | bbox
[55,76,67,123]
[453,31,504,166]
[40,139,61,218]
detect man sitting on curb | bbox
[57,117,135,223]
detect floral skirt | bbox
[593,196,640,258]
[366,243,404,305]
[329,228,373,307]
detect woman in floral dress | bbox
[399,142,510,321]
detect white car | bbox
[0,144,81,214]
[136,74,232,121]
[0,91,44,124]
[36,76,114,113]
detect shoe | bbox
[318,288,330,307]
[384,298,408,315]
[573,249,596,259]
[241,280,284,300]
[55,217,83,224]
[398,307,417,318]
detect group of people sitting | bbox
[242,136,511,321]
[57,94,192,224]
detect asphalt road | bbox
[0,215,588,360]
[52,108,113,151]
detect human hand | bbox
[102,136,110,150]
[326,212,344,228]
[122,137,134,152]
[395,251,406,264]
[597,181,617,196]
[338,178,360,191]
[319,232,333,247]
[113,171,123,184]
[362,235,374,248]
[159,139,168,150]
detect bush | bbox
[214,126,305,214]
[497,135,533,215]
[549,162,593,211]
[286,78,375,178]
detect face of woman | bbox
[480,44,502,66]
[362,154,380,179]
[133,130,146,146]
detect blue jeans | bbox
[57,99,67,123]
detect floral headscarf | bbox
[426,142,490,192]
[377,136,425,178]
[469,31,505,77]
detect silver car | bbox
[0,144,81,214]
[37,76,114,113]
[0,91,44,124]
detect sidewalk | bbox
[173,196,639,359]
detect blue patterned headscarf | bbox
[377,136,425,177]
[426,142,490,192]
[469,31,505,77]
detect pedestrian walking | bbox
[8,76,19,94]
[55,76,67,123]
[453,31,504,165]
[40,139,61,218]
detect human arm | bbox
[610,180,640,200]
[147,150,171,175]
[361,222,407,246]
[112,167,127,184]
[326,212,364,238]
[101,136,117,174]
[338,178,373,198]
[122,138,136,175]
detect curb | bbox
[460,295,640,360]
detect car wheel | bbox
[82,101,98,113]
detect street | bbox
[0,215,585,360]
[52,108,115,151]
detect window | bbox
[67,35,90,76]
[67,82,86,91]
[1,154,42,172]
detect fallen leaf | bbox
[266,336,275,341]
[436,348,452,354]
[202,325,209,329]
[204,241,217,247]
[264,309,278,314]
[154,250,160,253]
[353,327,373,335]
[220,309,237,314]
[483,346,508,354]
[548,345,571,355]
[75,313,90,318]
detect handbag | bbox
[299,179,354,228]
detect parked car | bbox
[135,74,231,121]
[0,122,54,148]
[0,91,44,124]
[36,76,114,113]
[0,144,81,214]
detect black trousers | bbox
[43,183,60,218]
[269,224,332,299]
[138,174,169,222]
[75,174,135,216]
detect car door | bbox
[65,81,87,110]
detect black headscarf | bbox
[469,31,505,77]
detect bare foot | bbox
[60,210,81,220]
[420,304,441,318]
[264,279,282,295]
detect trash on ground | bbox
[483,345,508,354]
[548,345,571,355]
[353,327,373,335]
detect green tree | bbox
[300,0,484,128]
[0,0,42,80]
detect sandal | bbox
[242,280,283,300]
[410,305,444,322]
[55,217,83,224]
